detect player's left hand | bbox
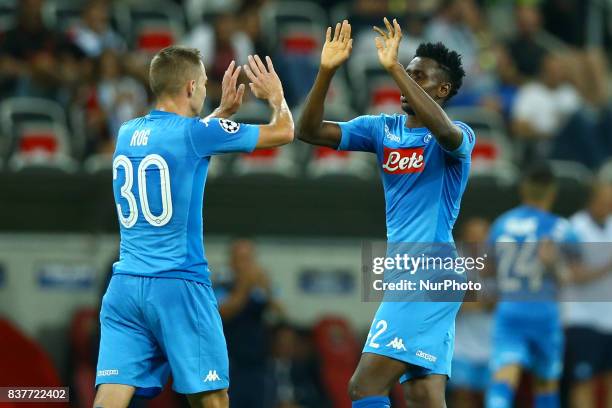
[217,60,245,117]
[373,17,402,71]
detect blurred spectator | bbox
[512,52,611,168]
[424,0,499,108]
[511,53,581,141]
[352,12,426,66]
[214,239,283,408]
[449,217,493,408]
[97,50,148,145]
[564,182,612,408]
[183,12,253,107]
[72,0,126,58]
[238,2,271,58]
[0,0,83,100]
[265,325,328,408]
[504,4,563,82]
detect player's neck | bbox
[522,199,551,212]
[155,97,193,117]
[404,114,426,129]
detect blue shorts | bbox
[362,301,461,383]
[96,274,229,396]
[449,358,489,391]
[490,311,563,380]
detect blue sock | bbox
[352,395,391,408]
[485,382,514,408]
[535,392,560,408]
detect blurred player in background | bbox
[297,18,474,408]
[450,217,493,408]
[486,163,578,408]
[564,182,612,408]
[94,46,293,408]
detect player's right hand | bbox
[320,20,353,71]
[243,55,284,106]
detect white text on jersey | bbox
[130,129,150,146]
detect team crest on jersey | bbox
[423,134,432,144]
[219,119,240,134]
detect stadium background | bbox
[0,0,610,407]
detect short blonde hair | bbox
[149,46,203,97]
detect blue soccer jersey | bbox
[338,113,475,381]
[488,205,579,316]
[338,114,475,243]
[488,205,579,379]
[97,111,259,396]
[112,111,259,284]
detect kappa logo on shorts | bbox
[219,119,240,134]
[416,350,437,362]
[386,337,407,351]
[97,369,119,377]
[204,370,221,382]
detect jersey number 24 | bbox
[113,154,173,228]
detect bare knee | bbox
[187,388,229,408]
[348,374,371,401]
[404,375,447,408]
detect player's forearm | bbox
[256,96,294,148]
[387,63,461,150]
[296,67,334,143]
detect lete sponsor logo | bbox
[382,147,425,174]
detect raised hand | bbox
[243,55,284,105]
[217,60,245,117]
[320,20,353,71]
[373,17,402,71]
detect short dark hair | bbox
[522,162,556,186]
[415,42,465,101]
[149,46,203,97]
[521,162,557,201]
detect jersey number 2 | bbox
[113,154,173,228]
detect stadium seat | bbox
[598,158,612,182]
[293,104,376,179]
[114,1,184,53]
[348,54,395,111]
[83,153,113,174]
[550,160,594,186]
[230,102,299,177]
[7,122,78,173]
[469,158,520,187]
[446,106,507,137]
[260,1,327,53]
[0,317,68,408]
[0,97,71,159]
[42,0,84,34]
[312,316,360,408]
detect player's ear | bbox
[187,80,196,98]
[437,82,451,99]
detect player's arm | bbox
[243,55,294,149]
[296,20,353,148]
[374,18,463,151]
[205,61,245,120]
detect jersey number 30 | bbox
[113,154,173,228]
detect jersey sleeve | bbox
[442,121,476,161]
[190,117,260,157]
[336,115,382,153]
